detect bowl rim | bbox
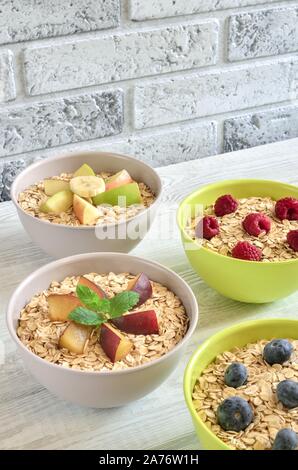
[10,150,163,230]
[7,252,199,377]
[183,317,298,451]
[177,178,298,266]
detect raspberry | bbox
[195,216,219,240]
[287,230,298,252]
[275,197,298,221]
[231,241,262,261]
[214,194,238,217]
[242,212,271,237]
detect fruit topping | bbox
[70,176,105,198]
[214,194,238,217]
[93,182,142,207]
[78,276,106,299]
[73,163,95,177]
[48,294,82,322]
[195,216,219,240]
[272,429,298,450]
[73,194,99,225]
[105,169,133,192]
[275,197,298,221]
[100,323,133,363]
[59,322,91,354]
[44,179,70,196]
[277,380,298,409]
[287,229,298,252]
[224,362,248,388]
[40,190,73,214]
[263,339,293,365]
[242,212,271,237]
[217,396,254,432]
[126,273,152,307]
[112,310,159,335]
[231,241,262,261]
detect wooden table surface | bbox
[1,139,298,450]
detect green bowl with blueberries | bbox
[177,179,298,303]
[184,318,298,451]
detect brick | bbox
[24,22,218,95]
[100,122,217,166]
[0,51,16,102]
[0,159,26,202]
[228,7,298,61]
[0,0,119,45]
[0,90,123,157]
[129,0,279,21]
[224,105,298,152]
[134,60,297,129]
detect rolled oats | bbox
[186,197,298,262]
[192,339,298,450]
[18,172,155,226]
[17,272,189,372]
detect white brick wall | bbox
[0,0,298,201]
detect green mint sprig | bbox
[68,284,139,327]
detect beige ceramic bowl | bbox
[7,253,199,408]
[11,151,162,258]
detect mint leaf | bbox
[109,291,140,319]
[69,307,105,326]
[76,284,102,311]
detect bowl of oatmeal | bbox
[184,318,298,450]
[7,252,198,408]
[11,151,162,258]
[177,179,298,303]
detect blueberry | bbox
[217,396,253,432]
[272,429,298,450]
[224,362,248,388]
[263,339,293,365]
[277,380,298,409]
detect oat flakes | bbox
[17,272,189,372]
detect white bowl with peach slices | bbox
[11,151,162,258]
[7,253,198,408]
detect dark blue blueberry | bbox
[277,380,298,409]
[272,429,298,450]
[224,362,248,388]
[217,396,253,432]
[263,339,293,365]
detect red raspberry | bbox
[287,230,298,252]
[275,197,298,221]
[214,194,238,217]
[242,212,271,237]
[232,241,262,261]
[195,216,219,240]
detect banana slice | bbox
[70,176,105,198]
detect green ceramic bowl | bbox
[177,179,298,303]
[184,318,298,450]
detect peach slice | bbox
[48,294,82,322]
[73,194,99,225]
[105,170,133,192]
[59,322,92,354]
[78,276,106,299]
[100,323,133,362]
[112,310,159,335]
[127,273,152,307]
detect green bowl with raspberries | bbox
[177,179,298,303]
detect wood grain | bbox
[0,138,298,450]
